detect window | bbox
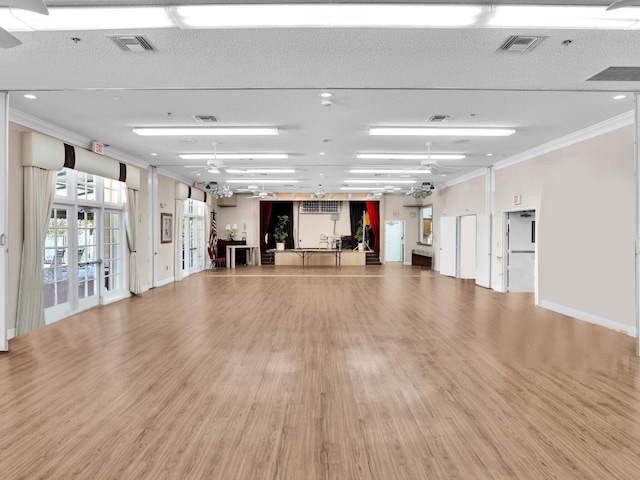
[420,205,433,246]
[182,199,206,274]
[103,212,121,292]
[104,178,121,204]
[43,169,126,322]
[77,171,96,201]
[43,207,69,309]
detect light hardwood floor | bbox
[1,265,639,479]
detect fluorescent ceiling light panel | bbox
[7,7,175,31]
[345,179,416,184]
[226,179,298,184]
[179,153,288,160]
[370,127,515,136]
[172,4,484,28]
[225,169,296,174]
[133,127,279,136]
[350,169,432,174]
[487,6,640,30]
[357,153,465,160]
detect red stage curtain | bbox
[260,201,273,252]
[365,200,380,252]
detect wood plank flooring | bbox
[1,265,639,479]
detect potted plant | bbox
[355,219,364,251]
[273,215,289,251]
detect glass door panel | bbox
[103,212,121,292]
[43,207,70,310]
[77,208,100,309]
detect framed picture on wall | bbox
[161,213,173,243]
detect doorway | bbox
[384,220,404,263]
[504,210,536,293]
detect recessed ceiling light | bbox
[357,153,465,160]
[320,92,332,98]
[23,94,37,100]
[340,187,387,191]
[486,153,494,156]
[207,169,220,174]
[369,127,515,137]
[150,152,158,156]
[319,152,326,156]
[179,153,288,160]
[613,95,627,100]
[133,127,279,136]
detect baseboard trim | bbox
[538,299,636,337]
[156,277,175,287]
[102,292,132,305]
[7,328,15,340]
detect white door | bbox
[507,211,535,292]
[77,208,101,311]
[476,213,491,288]
[458,215,477,279]
[439,216,457,277]
[384,220,404,262]
[0,92,7,350]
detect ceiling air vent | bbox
[193,115,218,123]
[498,35,546,53]
[427,115,453,123]
[588,67,640,81]
[108,35,155,52]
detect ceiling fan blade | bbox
[0,0,49,15]
[0,26,21,48]
[606,0,640,10]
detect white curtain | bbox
[16,167,56,335]
[124,188,142,295]
[174,199,184,281]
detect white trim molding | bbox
[495,111,634,172]
[156,276,175,288]
[7,328,15,340]
[539,299,637,337]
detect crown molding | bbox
[494,110,634,171]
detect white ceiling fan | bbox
[247,184,277,200]
[0,0,49,48]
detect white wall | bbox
[296,201,350,248]
[215,194,258,244]
[383,195,419,264]
[459,215,477,279]
[157,175,176,283]
[432,124,636,334]
[431,175,485,271]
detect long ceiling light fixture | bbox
[133,127,279,136]
[179,153,288,160]
[225,168,295,174]
[344,179,416,184]
[369,127,515,137]
[226,179,298,184]
[172,4,484,28]
[357,153,465,160]
[350,169,433,174]
[3,4,640,32]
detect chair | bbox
[319,233,329,249]
[209,238,226,269]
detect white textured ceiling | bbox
[3,1,640,193]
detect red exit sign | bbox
[91,141,104,155]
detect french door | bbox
[44,205,115,323]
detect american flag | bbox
[208,209,217,260]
